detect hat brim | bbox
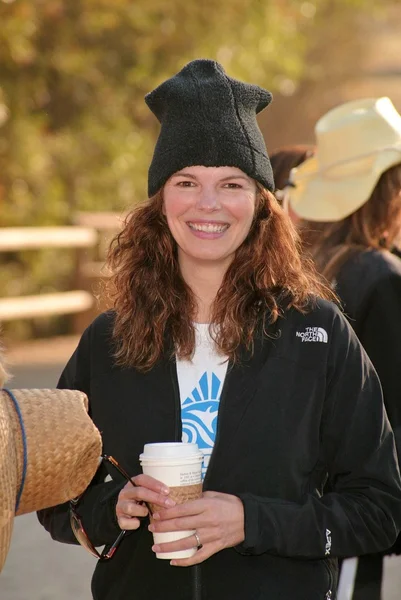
[289,147,401,222]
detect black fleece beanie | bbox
[145,59,274,197]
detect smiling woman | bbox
[37,60,401,600]
[163,166,256,272]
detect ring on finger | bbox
[194,530,203,550]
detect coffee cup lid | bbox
[140,442,201,460]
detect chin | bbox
[187,251,233,264]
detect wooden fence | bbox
[0,214,122,328]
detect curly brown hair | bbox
[299,163,401,281]
[105,186,336,370]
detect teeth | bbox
[188,223,228,233]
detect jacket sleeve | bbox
[357,274,401,452]
[236,310,401,559]
[37,322,125,547]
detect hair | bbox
[270,144,315,192]
[299,163,401,281]
[105,185,337,371]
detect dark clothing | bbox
[334,249,401,557]
[37,299,401,600]
[145,59,274,197]
[352,555,383,600]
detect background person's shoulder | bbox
[342,248,401,283]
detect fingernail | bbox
[165,498,176,507]
[152,545,160,553]
[148,524,155,532]
[152,512,160,520]
[162,487,169,495]
[170,560,177,566]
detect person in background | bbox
[38,63,401,600]
[288,96,401,600]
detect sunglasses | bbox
[70,454,138,560]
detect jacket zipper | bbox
[170,359,202,600]
[170,358,181,442]
[194,364,231,598]
[193,564,202,600]
[202,363,231,490]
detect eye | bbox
[223,182,242,189]
[176,180,196,187]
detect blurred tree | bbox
[0,0,395,338]
[0,0,306,225]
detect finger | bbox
[153,498,206,521]
[149,515,205,533]
[117,500,149,519]
[117,515,142,530]
[202,491,220,499]
[151,531,201,555]
[121,486,176,509]
[170,545,215,567]
[132,474,170,494]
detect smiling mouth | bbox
[187,222,230,233]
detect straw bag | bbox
[0,360,102,572]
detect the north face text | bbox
[296,327,328,343]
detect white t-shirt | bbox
[176,324,228,479]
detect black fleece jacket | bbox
[334,249,401,452]
[334,248,401,557]
[37,298,401,600]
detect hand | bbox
[116,474,176,531]
[148,491,245,566]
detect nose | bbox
[195,187,221,211]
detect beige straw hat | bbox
[0,359,102,572]
[288,97,401,221]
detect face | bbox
[163,165,257,269]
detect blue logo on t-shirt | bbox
[181,371,222,478]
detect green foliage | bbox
[0,4,276,220]
[0,0,393,339]
[0,0,387,221]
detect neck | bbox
[179,255,230,323]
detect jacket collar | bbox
[203,318,281,489]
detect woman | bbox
[288,96,401,599]
[38,61,401,600]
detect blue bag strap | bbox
[2,388,28,512]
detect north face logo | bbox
[325,528,332,555]
[296,327,328,343]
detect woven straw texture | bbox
[0,393,15,576]
[148,483,202,516]
[0,388,102,572]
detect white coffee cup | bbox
[139,442,203,559]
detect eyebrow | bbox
[170,172,252,183]
[220,175,251,182]
[170,172,198,180]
